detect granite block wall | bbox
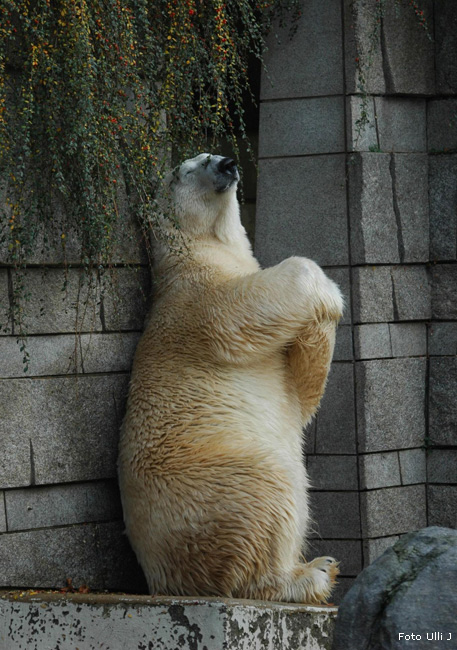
[256,0,457,594]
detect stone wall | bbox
[0,0,456,603]
[256,0,457,598]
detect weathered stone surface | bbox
[428,487,457,529]
[344,0,385,95]
[390,265,431,321]
[429,357,457,446]
[101,266,151,331]
[429,155,457,261]
[0,269,11,335]
[5,481,122,532]
[352,266,394,323]
[0,593,338,650]
[381,0,434,95]
[432,265,457,319]
[375,97,427,152]
[13,267,102,335]
[323,268,351,326]
[359,452,400,490]
[392,154,429,262]
[435,0,457,94]
[259,97,345,158]
[261,0,343,99]
[315,363,356,455]
[428,450,457,484]
[363,535,400,564]
[310,492,360,540]
[0,374,128,489]
[333,527,457,650]
[240,202,256,246]
[307,455,358,491]
[354,324,391,360]
[0,332,140,377]
[361,485,426,538]
[348,153,400,264]
[428,99,457,152]
[255,156,348,268]
[0,493,6,532]
[389,323,427,358]
[356,359,426,452]
[346,96,378,152]
[429,322,457,356]
[399,448,426,486]
[309,539,362,577]
[333,326,353,361]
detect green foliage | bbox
[0,0,299,343]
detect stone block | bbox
[307,455,358,491]
[0,374,129,489]
[348,153,400,265]
[389,323,427,358]
[392,154,429,263]
[435,0,457,94]
[259,97,345,158]
[344,0,385,95]
[5,481,122,532]
[428,450,457,485]
[0,592,338,649]
[310,492,360,539]
[261,0,343,99]
[0,492,6,532]
[429,155,457,261]
[352,266,394,323]
[399,448,426,486]
[356,358,426,453]
[429,357,457,446]
[308,539,362,577]
[346,96,378,152]
[95,521,148,593]
[0,269,11,335]
[360,484,426,538]
[429,322,457,356]
[359,452,401,490]
[431,264,457,319]
[102,266,151,331]
[323,268,351,325]
[333,325,353,361]
[315,363,356,454]
[428,99,457,152]
[354,324,391,360]
[364,535,400,564]
[374,97,427,153]
[0,332,140,378]
[13,267,102,335]
[390,266,431,321]
[380,0,434,95]
[255,156,348,268]
[0,524,104,589]
[428,486,457,529]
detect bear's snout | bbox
[217,157,238,176]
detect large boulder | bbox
[332,527,457,649]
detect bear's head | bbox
[162,153,243,245]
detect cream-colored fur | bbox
[118,153,343,603]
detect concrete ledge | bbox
[0,591,337,650]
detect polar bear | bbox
[118,153,343,603]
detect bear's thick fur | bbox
[118,153,343,603]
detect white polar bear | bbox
[118,153,343,603]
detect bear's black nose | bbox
[217,157,237,175]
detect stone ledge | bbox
[0,592,337,650]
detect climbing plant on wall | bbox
[0,0,299,346]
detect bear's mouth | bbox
[214,157,239,192]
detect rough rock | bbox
[332,527,457,650]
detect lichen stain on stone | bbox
[167,604,203,650]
